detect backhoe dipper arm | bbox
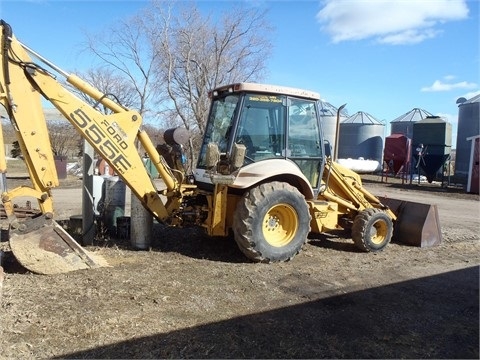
[1,21,56,216]
[0,21,180,222]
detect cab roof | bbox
[210,82,320,101]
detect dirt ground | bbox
[0,175,479,359]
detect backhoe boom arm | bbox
[0,21,180,222]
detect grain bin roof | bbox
[457,94,480,105]
[391,107,433,123]
[319,100,349,117]
[342,111,383,125]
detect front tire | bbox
[233,182,311,263]
[352,208,393,252]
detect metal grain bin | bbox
[390,108,433,138]
[338,111,385,165]
[454,95,480,185]
[318,100,348,152]
[412,116,452,183]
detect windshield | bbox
[197,94,240,167]
[196,91,323,188]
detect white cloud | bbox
[421,79,477,92]
[460,90,480,100]
[316,0,469,45]
[378,28,439,45]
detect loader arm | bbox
[320,158,441,249]
[321,158,396,220]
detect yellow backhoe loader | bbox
[0,20,442,274]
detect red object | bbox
[384,134,411,174]
[96,158,114,176]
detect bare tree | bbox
[142,123,164,146]
[67,67,165,159]
[69,67,139,114]
[82,14,164,120]
[81,1,273,169]
[144,2,273,166]
[47,120,81,158]
[2,112,80,160]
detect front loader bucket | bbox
[9,215,108,275]
[378,196,442,247]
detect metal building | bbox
[318,100,348,152]
[454,95,480,185]
[338,111,385,166]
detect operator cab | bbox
[195,83,325,192]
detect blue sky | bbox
[1,0,479,148]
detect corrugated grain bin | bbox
[318,100,347,152]
[338,111,385,166]
[454,95,480,185]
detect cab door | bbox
[287,98,324,190]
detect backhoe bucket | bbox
[9,215,108,275]
[378,196,442,247]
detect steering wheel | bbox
[236,127,254,157]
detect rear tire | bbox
[233,182,311,263]
[352,208,393,252]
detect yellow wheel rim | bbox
[370,219,388,245]
[262,204,298,247]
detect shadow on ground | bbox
[58,266,479,359]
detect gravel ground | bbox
[0,175,478,359]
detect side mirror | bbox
[205,143,220,168]
[231,143,246,169]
